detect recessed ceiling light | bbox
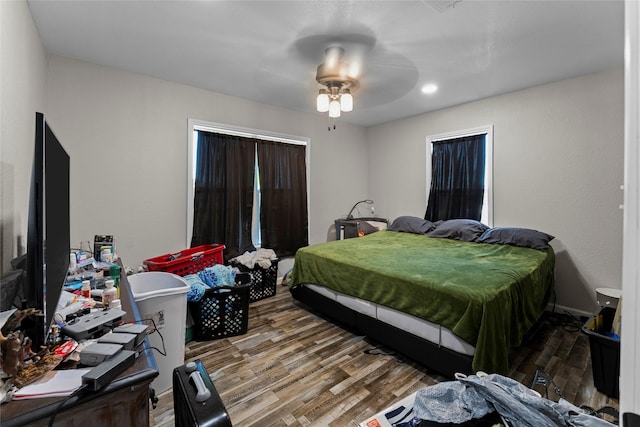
[421,83,438,95]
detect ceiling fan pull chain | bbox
[328,116,335,131]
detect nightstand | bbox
[334,217,388,240]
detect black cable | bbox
[560,310,583,333]
[47,383,89,427]
[69,243,93,257]
[544,309,583,333]
[137,318,167,357]
[542,285,583,331]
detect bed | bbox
[288,217,555,377]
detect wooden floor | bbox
[150,286,619,426]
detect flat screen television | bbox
[24,112,70,349]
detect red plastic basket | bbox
[143,244,225,276]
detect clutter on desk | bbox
[66,239,122,309]
[93,235,115,262]
[12,368,90,400]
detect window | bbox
[187,119,310,257]
[251,154,262,247]
[425,126,493,226]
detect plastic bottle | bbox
[102,279,117,306]
[81,280,91,299]
[109,265,121,298]
[69,252,77,272]
[101,247,113,263]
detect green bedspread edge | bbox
[288,230,555,375]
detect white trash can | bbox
[129,271,190,394]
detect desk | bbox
[1,262,159,427]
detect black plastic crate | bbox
[229,259,278,302]
[188,273,251,340]
[581,307,620,398]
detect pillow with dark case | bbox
[388,216,435,234]
[427,219,489,242]
[477,227,555,250]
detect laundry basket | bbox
[229,259,279,302]
[188,272,252,340]
[143,244,224,276]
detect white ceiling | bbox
[27,0,624,127]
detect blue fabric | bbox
[412,373,616,427]
[184,274,207,302]
[413,378,492,424]
[198,264,237,288]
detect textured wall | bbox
[0,0,46,274]
[44,55,368,269]
[367,68,624,315]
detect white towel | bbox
[232,248,277,269]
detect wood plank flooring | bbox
[150,286,619,426]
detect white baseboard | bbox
[546,302,593,319]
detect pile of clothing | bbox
[229,248,277,269]
[184,264,237,302]
[388,373,616,427]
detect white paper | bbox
[13,369,90,400]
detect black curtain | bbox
[191,131,256,259]
[257,140,309,257]
[425,134,486,222]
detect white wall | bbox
[44,55,368,270]
[0,0,47,274]
[367,68,624,315]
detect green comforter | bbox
[289,230,555,374]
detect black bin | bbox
[581,307,620,398]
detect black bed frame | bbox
[290,284,473,378]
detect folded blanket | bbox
[231,248,277,269]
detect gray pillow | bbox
[427,219,489,242]
[388,216,435,234]
[477,227,555,251]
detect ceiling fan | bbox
[253,30,418,122]
[314,45,359,118]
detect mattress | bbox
[306,284,475,356]
[289,229,555,374]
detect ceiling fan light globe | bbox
[340,92,353,112]
[329,100,341,117]
[317,92,329,112]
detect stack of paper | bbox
[13,369,90,400]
